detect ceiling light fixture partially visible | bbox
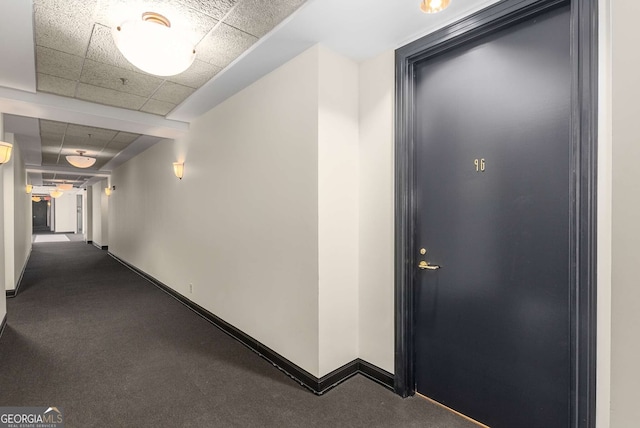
[32,196,42,202]
[58,183,73,191]
[113,12,196,77]
[50,190,63,199]
[420,0,451,13]
[66,150,96,169]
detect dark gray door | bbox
[414,7,570,427]
[33,200,48,230]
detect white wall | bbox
[608,0,640,426]
[358,50,395,373]
[11,138,31,290]
[317,46,360,375]
[3,132,15,290]
[53,191,77,233]
[110,46,322,375]
[91,180,108,247]
[85,187,93,242]
[0,113,7,321]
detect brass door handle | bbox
[418,260,441,270]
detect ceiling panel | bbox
[37,73,76,97]
[140,99,176,116]
[226,0,306,38]
[36,46,84,80]
[197,23,258,69]
[76,83,148,110]
[152,82,196,105]
[80,59,164,97]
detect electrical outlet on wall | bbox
[189,283,194,294]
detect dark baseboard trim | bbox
[92,242,108,250]
[6,248,32,298]
[108,252,395,395]
[0,314,6,339]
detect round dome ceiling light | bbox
[420,0,451,14]
[66,150,96,169]
[113,12,196,77]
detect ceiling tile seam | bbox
[75,22,102,99]
[196,0,247,50]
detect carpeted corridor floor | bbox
[0,240,477,427]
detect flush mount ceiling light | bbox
[113,12,196,77]
[420,0,451,13]
[0,141,12,164]
[57,183,73,191]
[66,150,96,169]
[50,190,63,199]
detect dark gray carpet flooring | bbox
[0,242,477,428]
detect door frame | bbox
[394,0,598,426]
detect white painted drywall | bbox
[11,139,31,290]
[357,50,395,374]
[91,180,108,247]
[0,113,7,319]
[609,0,640,425]
[3,132,15,290]
[317,46,360,376]
[85,187,92,242]
[53,191,77,233]
[597,0,612,426]
[110,46,322,375]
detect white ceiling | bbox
[0,0,500,187]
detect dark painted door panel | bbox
[414,7,571,427]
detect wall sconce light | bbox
[105,186,113,196]
[420,0,451,13]
[26,184,33,193]
[0,141,12,164]
[173,162,184,180]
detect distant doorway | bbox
[32,200,49,232]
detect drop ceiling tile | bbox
[37,74,77,97]
[167,59,222,88]
[34,2,96,57]
[61,134,104,149]
[40,120,68,137]
[36,46,84,80]
[40,137,63,149]
[225,0,306,38]
[76,83,148,110]
[80,59,164,97]
[93,158,110,169]
[41,153,61,165]
[197,23,258,68]
[181,0,238,20]
[152,82,195,104]
[65,124,117,142]
[140,99,176,116]
[112,132,140,144]
[86,23,140,73]
[106,140,132,151]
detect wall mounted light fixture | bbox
[105,186,113,196]
[113,12,196,76]
[0,141,12,164]
[420,0,451,13]
[26,184,33,193]
[173,162,184,180]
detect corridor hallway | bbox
[0,242,476,427]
